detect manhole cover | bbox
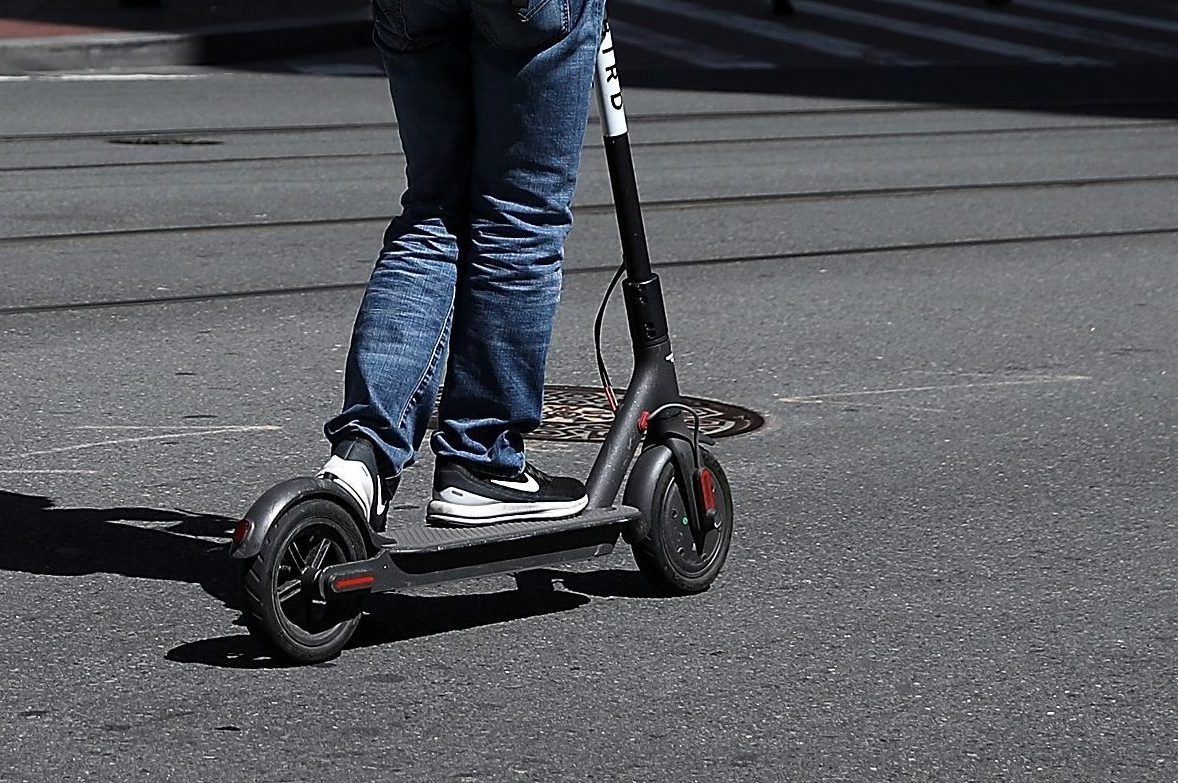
[431,384,763,443]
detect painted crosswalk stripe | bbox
[37,73,207,81]
[612,15,776,69]
[868,0,1178,60]
[794,0,1105,65]
[633,0,927,66]
[0,73,207,82]
[1014,0,1178,37]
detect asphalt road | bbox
[1,41,1176,783]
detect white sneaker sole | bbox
[426,495,589,527]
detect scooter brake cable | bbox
[645,402,704,469]
[593,261,627,412]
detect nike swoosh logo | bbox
[490,474,541,493]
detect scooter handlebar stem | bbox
[595,17,655,283]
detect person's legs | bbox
[431,0,605,477]
[322,0,474,521]
[424,0,604,525]
[324,0,604,526]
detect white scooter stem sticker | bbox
[595,20,628,139]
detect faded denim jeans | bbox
[325,0,605,478]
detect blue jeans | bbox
[325,0,604,478]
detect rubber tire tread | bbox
[240,498,366,664]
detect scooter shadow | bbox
[0,489,239,606]
[0,490,675,669]
[166,568,679,669]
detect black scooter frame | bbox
[586,18,703,536]
[230,17,707,595]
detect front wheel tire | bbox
[631,450,734,593]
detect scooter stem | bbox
[595,18,654,283]
[585,18,688,507]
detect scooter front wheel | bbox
[630,450,733,593]
[241,498,366,663]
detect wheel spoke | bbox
[276,578,303,604]
[285,541,307,572]
[690,523,710,557]
[309,538,332,571]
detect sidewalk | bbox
[0,0,371,74]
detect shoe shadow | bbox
[0,489,239,608]
[513,567,681,599]
[166,567,677,669]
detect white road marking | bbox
[777,397,949,413]
[794,0,1105,65]
[14,425,280,459]
[74,424,264,430]
[1014,0,1178,37]
[869,0,1178,60]
[778,374,1090,403]
[0,73,206,83]
[612,15,777,69]
[633,0,927,66]
[38,73,208,81]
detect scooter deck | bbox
[376,506,640,553]
[325,505,642,591]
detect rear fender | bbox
[229,477,369,560]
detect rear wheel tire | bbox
[632,451,733,593]
[241,498,366,664]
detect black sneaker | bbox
[427,459,589,526]
[317,438,396,533]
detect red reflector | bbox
[638,411,650,431]
[232,519,252,546]
[699,468,717,515]
[333,574,376,592]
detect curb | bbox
[624,62,1178,108]
[0,11,371,75]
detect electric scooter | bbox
[228,19,734,664]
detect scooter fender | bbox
[229,477,367,560]
[621,445,673,545]
[622,439,707,545]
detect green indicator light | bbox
[682,517,689,526]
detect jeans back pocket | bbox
[472,0,572,51]
[374,0,466,52]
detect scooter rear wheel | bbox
[632,450,733,593]
[241,498,366,663]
